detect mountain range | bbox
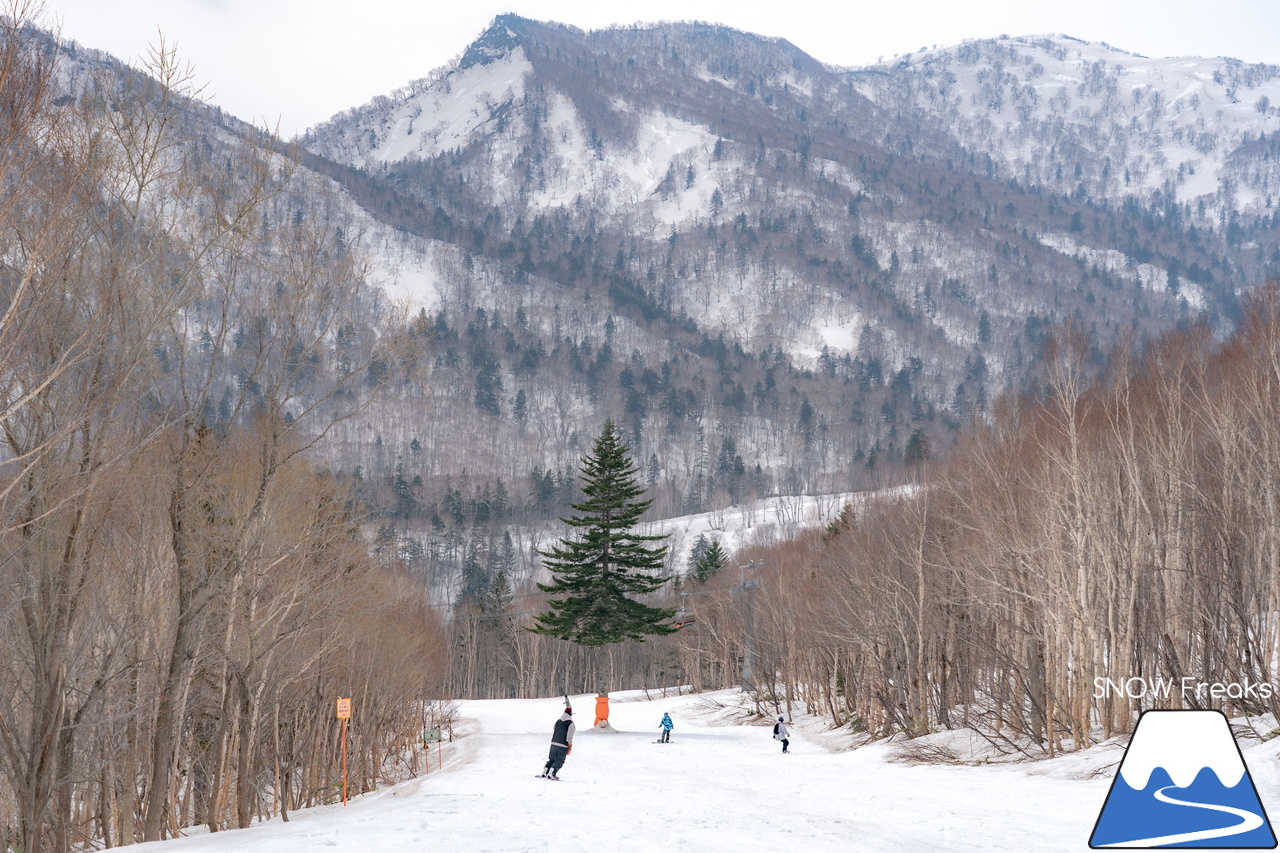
[49,15,1280,578]
[286,17,1280,537]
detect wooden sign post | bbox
[336,698,352,805]
[423,727,442,775]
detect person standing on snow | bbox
[772,716,790,753]
[541,706,575,778]
[659,712,674,742]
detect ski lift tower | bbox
[737,560,761,700]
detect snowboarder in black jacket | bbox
[541,707,575,778]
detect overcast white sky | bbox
[47,0,1280,139]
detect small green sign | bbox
[423,728,442,743]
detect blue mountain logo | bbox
[1090,709,1276,848]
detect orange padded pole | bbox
[594,693,609,726]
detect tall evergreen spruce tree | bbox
[532,421,676,646]
[692,539,728,583]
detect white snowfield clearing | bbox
[128,689,1280,852]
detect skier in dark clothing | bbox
[659,712,673,742]
[541,707,575,778]
[773,716,790,753]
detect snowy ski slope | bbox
[118,687,1280,852]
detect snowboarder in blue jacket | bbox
[659,712,674,742]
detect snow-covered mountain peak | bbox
[458,14,529,70]
[308,46,532,169]
[855,33,1280,215]
[1119,711,1247,790]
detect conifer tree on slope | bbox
[692,539,728,583]
[532,421,676,646]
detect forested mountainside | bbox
[853,35,1280,221]
[302,17,1280,551]
[34,15,1280,616]
[0,18,444,851]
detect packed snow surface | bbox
[639,491,865,573]
[116,688,1280,852]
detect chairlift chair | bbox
[672,593,696,628]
